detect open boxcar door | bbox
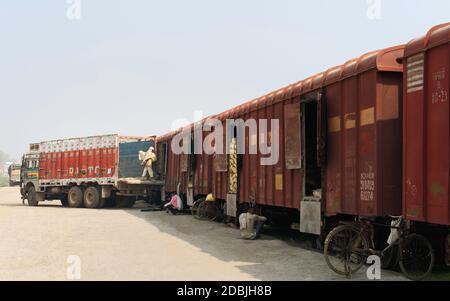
[298,90,327,235]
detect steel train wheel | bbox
[324,225,370,277]
[399,234,434,281]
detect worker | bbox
[139,146,157,179]
[164,194,184,215]
[238,207,267,240]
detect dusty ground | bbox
[0,187,406,281]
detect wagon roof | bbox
[156,130,181,142]
[213,45,404,121]
[158,45,405,140]
[404,23,450,57]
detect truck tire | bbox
[27,186,39,207]
[68,186,84,208]
[84,186,101,209]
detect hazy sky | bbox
[0,0,449,160]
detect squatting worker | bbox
[239,207,267,240]
[164,194,184,215]
[140,146,157,179]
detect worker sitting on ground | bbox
[238,207,267,240]
[164,194,184,215]
[139,146,157,179]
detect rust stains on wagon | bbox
[323,45,405,217]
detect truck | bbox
[8,164,21,186]
[20,134,164,208]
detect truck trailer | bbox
[8,164,21,186]
[20,134,164,208]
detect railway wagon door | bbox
[182,133,195,206]
[299,91,327,235]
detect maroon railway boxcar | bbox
[157,46,406,232]
[205,46,405,232]
[154,23,450,277]
[322,46,405,219]
[403,23,450,226]
[402,23,450,266]
[156,122,216,206]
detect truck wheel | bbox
[84,186,101,209]
[68,186,84,208]
[27,186,39,207]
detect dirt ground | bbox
[0,187,407,281]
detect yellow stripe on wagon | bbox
[344,113,356,129]
[360,107,375,126]
[328,117,341,133]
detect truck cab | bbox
[20,152,42,204]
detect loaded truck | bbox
[20,134,164,208]
[8,164,21,186]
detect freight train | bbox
[154,23,450,278]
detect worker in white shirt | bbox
[140,146,157,179]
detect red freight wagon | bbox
[156,123,217,206]
[157,47,405,229]
[157,130,184,196]
[403,23,450,226]
[324,24,450,280]
[201,46,404,229]
[21,134,164,208]
[321,46,404,218]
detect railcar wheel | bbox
[324,225,370,277]
[68,186,84,208]
[399,234,434,281]
[84,186,101,209]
